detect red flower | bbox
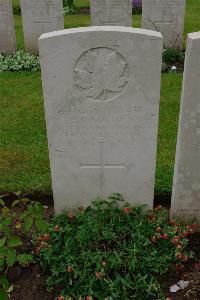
[181,231,189,238]
[156,227,161,233]
[150,236,157,243]
[54,225,60,232]
[161,233,169,240]
[68,212,75,220]
[123,207,132,214]
[188,223,198,233]
[148,214,156,221]
[57,296,65,300]
[67,265,73,273]
[155,205,162,211]
[171,236,180,245]
[175,252,184,260]
[39,233,50,242]
[170,220,177,226]
[95,271,103,279]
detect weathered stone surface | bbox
[171,32,200,224]
[142,0,186,48]
[90,0,132,27]
[39,26,163,212]
[0,0,16,54]
[20,0,64,54]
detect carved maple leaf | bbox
[74,49,129,101]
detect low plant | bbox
[36,194,195,300]
[0,50,40,72]
[162,48,185,64]
[63,6,78,15]
[0,192,48,299]
[132,0,142,14]
[63,0,78,15]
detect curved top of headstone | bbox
[39,26,163,41]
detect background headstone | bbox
[39,27,163,212]
[171,32,200,224]
[90,0,132,27]
[20,0,64,54]
[142,0,186,48]
[0,0,16,54]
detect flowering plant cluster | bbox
[132,0,142,14]
[35,196,196,300]
[0,50,40,72]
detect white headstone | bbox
[171,32,200,224]
[39,26,163,213]
[90,0,132,27]
[0,0,16,54]
[20,0,64,54]
[142,0,186,48]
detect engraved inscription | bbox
[73,47,129,102]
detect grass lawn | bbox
[0,0,199,196]
[12,0,90,11]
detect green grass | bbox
[12,0,90,11]
[1,0,199,196]
[0,72,51,194]
[0,72,182,195]
[156,74,182,194]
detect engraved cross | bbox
[80,141,125,198]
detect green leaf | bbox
[7,237,23,247]
[0,247,7,258]
[35,219,48,233]
[19,211,28,220]
[0,259,4,271]
[3,217,12,226]
[20,198,30,204]
[2,227,11,238]
[0,289,9,300]
[6,249,16,267]
[17,254,33,266]
[13,191,21,197]
[0,199,5,207]
[0,276,9,289]
[0,237,6,248]
[12,200,20,208]
[22,216,33,232]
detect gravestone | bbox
[0,0,16,54]
[20,0,64,54]
[171,32,200,224]
[39,26,163,212]
[90,0,132,27]
[142,0,186,48]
